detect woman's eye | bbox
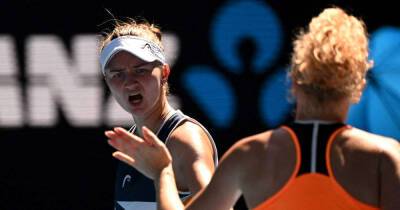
[111,72,123,79]
[135,68,148,75]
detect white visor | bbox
[99,36,166,75]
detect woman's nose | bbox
[124,75,139,89]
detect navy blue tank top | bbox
[114,110,218,210]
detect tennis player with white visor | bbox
[99,20,218,210]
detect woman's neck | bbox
[295,98,349,123]
[133,100,174,137]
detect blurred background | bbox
[1,0,399,209]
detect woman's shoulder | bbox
[343,127,399,152]
[227,127,290,162]
[165,113,215,156]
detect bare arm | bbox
[183,142,244,210]
[157,136,244,210]
[106,126,247,210]
[166,122,215,195]
[380,139,400,210]
[155,164,185,210]
[155,144,242,210]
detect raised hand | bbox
[105,126,173,180]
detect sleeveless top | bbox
[254,121,379,210]
[114,110,218,210]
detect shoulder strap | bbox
[157,111,186,143]
[127,111,186,143]
[281,125,302,177]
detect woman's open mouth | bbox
[128,93,143,105]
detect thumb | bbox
[142,126,164,146]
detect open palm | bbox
[105,126,172,180]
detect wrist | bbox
[155,163,174,185]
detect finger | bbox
[114,127,145,144]
[142,126,163,146]
[105,130,127,150]
[107,139,121,151]
[108,139,129,154]
[112,151,135,166]
[108,128,137,149]
[104,130,117,139]
[113,127,131,137]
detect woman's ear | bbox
[162,64,170,82]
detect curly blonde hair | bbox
[99,19,163,52]
[290,7,373,102]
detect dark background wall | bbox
[1,0,399,209]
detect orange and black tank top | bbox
[254,121,380,210]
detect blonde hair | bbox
[290,7,372,102]
[99,19,163,52]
